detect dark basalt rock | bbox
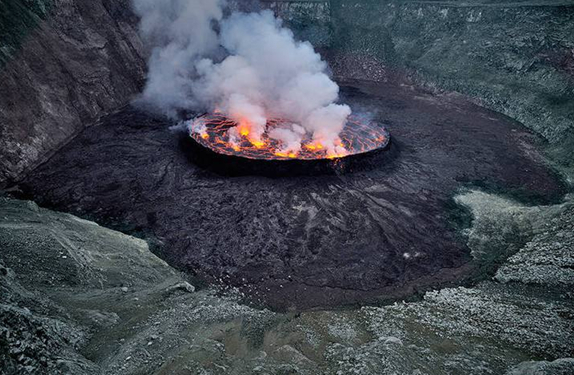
[14,80,568,311]
[0,0,145,186]
[183,132,394,177]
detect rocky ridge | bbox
[0,0,146,186]
[1,193,572,374]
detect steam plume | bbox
[133,0,351,155]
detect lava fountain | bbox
[189,113,391,162]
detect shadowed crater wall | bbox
[0,0,146,185]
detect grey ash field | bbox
[1,0,574,374]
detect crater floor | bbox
[16,80,567,310]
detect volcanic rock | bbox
[1,195,573,374]
[15,80,568,310]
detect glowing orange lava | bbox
[190,114,390,161]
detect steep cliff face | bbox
[0,0,146,186]
[272,0,574,155]
[2,0,571,186]
[0,0,51,67]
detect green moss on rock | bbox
[0,0,51,66]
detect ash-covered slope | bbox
[0,0,146,186]
[1,194,573,374]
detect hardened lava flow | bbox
[184,113,392,175]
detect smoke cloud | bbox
[133,0,351,155]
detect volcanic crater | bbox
[189,113,390,160]
[15,80,567,311]
[186,113,392,176]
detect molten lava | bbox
[189,114,390,161]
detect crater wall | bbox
[268,0,574,156]
[1,0,572,185]
[0,0,146,186]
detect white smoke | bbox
[133,0,351,155]
[268,124,306,155]
[133,0,224,116]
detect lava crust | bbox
[190,114,390,160]
[15,80,567,311]
[185,114,391,176]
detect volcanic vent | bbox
[189,113,391,161]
